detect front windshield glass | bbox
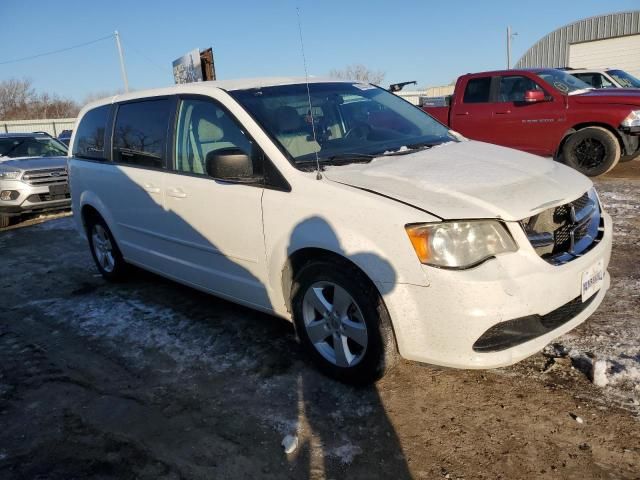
[0,136,68,158]
[535,69,592,95]
[607,69,640,88]
[230,82,455,166]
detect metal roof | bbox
[515,11,640,68]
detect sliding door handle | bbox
[143,183,161,194]
[167,187,187,199]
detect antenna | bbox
[296,6,322,180]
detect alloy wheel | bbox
[91,224,115,273]
[302,281,369,368]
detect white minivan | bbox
[69,78,612,384]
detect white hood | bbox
[323,141,592,221]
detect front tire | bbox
[291,259,398,385]
[562,127,621,176]
[87,217,127,281]
[0,215,10,229]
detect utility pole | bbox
[507,26,518,69]
[114,30,129,92]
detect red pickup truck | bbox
[422,68,640,176]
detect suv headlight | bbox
[0,167,21,180]
[405,220,518,269]
[621,110,640,127]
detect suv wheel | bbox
[291,259,398,385]
[562,127,620,176]
[87,217,127,281]
[0,215,10,229]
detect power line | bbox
[124,41,172,76]
[0,34,115,65]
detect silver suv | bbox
[0,132,70,228]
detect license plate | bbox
[49,184,69,196]
[581,259,604,302]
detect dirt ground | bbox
[1,161,639,480]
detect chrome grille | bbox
[522,189,603,265]
[21,168,68,186]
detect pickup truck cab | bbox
[423,68,640,176]
[69,78,612,384]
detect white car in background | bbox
[567,68,640,89]
[68,78,612,384]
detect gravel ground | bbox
[0,162,638,479]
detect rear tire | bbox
[0,215,10,229]
[291,258,398,385]
[562,127,621,176]
[87,216,128,282]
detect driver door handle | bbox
[167,187,187,199]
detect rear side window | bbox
[463,77,491,103]
[498,75,545,102]
[113,99,170,168]
[73,105,110,160]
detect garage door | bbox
[569,34,640,78]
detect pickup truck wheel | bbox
[562,127,620,176]
[0,215,10,229]
[87,218,127,281]
[291,259,398,385]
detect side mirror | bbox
[524,90,545,103]
[206,148,255,181]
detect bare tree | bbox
[0,78,80,120]
[329,64,386,85]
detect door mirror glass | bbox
[524,90,545,103]
[206,147,257,181]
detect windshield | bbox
[607,69,640,88]
[230,82,455,166]
[535,69,592,95]
[0,136,68,158]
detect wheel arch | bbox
[555,122,624,160]
[281,247,384,313]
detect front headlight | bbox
[0,168,21,180]
[621,110,640,127]
[405,220,518,269]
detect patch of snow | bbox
[329,442,363,464]
[30,215,75,231]
[26,294,259,374]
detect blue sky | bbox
[0,0,637,101]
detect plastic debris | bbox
[591,359,609,387]
[282,434,298,454]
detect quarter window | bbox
[73,105,109,160]
[463,77,491,103]
[113,99,170,168]
[174,99,253,175]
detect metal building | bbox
[515,11,640,77]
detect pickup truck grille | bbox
[22,168,68,186]
[522,190,603,265]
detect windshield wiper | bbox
[326,153,375,164]
[296,153,375,166]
